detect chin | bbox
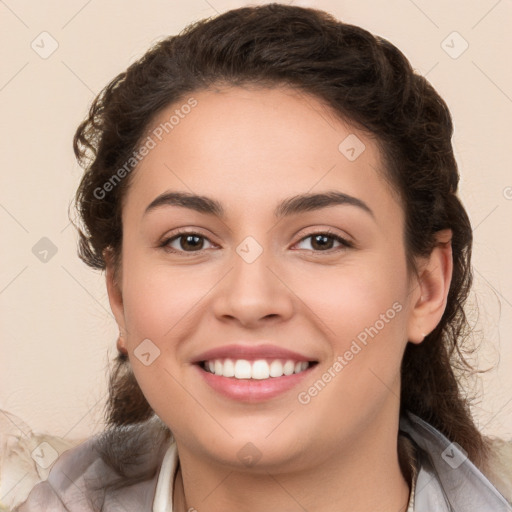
[186,423,314,473]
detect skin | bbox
[106,85,453,512]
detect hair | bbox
[72,2,490,489]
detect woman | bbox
[15,3,512,511]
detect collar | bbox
[153,441,178,512]
[406,461,416,512]
[151,412,512,512]
[399,411,512,511]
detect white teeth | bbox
[234,359,252,379]
[252,360,270,380]
[269,360,283,377]
[204,358,311,379]
[223,358,235,377]
[283,360,295,376]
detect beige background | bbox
[1,0,511,442]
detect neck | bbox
[173,415,412,512]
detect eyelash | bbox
[159,228,354,256]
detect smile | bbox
[201,358,312,380]
[196,358,318,402]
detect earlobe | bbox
[116,333,128,355]
[407,229,453,344]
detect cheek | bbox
[121,256,214,342]
[294,272,408,421]
[297,257,409,408]
[119,260,205,417]
[300,259,408,345]
[306,262,408,393]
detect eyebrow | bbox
[144,190,375,220]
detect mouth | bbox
[199,358,316,380]
[194,357,318,402]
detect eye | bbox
[159,229,353,255]
[294,231,353,252]
[160,231,216,254]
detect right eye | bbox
[160,231,217,254]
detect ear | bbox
[407,229,453,344]
[104,248,127,339]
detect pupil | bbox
[313,234,332,250]
[182,235,202,250]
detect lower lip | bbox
[195,364,315,402]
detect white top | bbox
[153,442,179,512]
[407,472,416,512]
[152,442,416,511]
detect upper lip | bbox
[191,344,317,364]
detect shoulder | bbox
[0,409,84,511]
[483,436,512,504]
[13,435,110,511]
[400,411,512,510]
[8,414,171,511]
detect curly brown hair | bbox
[72,2,490,482]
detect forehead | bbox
[124,86,401,224]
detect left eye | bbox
[295,232,352,251]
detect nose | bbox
[210,245,295,329]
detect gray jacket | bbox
[14,412,512,511]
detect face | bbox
[107,85,433,473]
